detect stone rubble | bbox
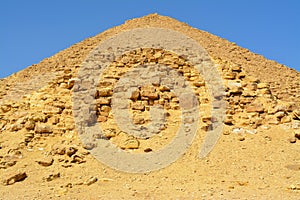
[0,13,299,199]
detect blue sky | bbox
[1,0,299,78]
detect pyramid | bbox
[0,14,300,199]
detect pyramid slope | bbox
[0,14,299,105]
[0,14,300,199]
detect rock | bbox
[258,88,271,95]
[130,91,140,101]
[102,128,117,139]
[2,171,27,185]
[159,85,171,92]
[193,81,205,87]
[36,155,54,167]
[224,72,236,80]
[133,115,145,125]
[238,136,245,141]
[31,114,47,122]
[131,101,145,111]
[288,137,297,143]
[84,177,98,186]
[0,155,18,169]
[25,120,35,130]
[224,115,234,125]
[144,148,153,152]
[96,97,111,105]
[10,123,24,131]
[51,144,66,155]
[274,111,285,119]
[42,105,62,115]
[66,146,78,157]
[281,115,291,123]
[44,172,60,182]
[96,88,113,97]
[35,124,53,134]
[0,104,12,113]
[97,116,107,122]
[292,109,300,120]
[246,104,264,113]
[141,91,159,100]
[122,138,140,149]
[265,115,279,125]
[71,154,85,164]
[295,131,300,140]
[24,132,34,143]
[257,83,269,89]
[67,78,79,89]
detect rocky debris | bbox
[2,171,27,186]
[288,137,297,143]
[35,124,53,134]
[51,144,66,155]
[43,172,60,182]
[288,184,300,191]
[84,176,98,186]
[0,14,299,199]
[122,137,140,150]
[65,146,78,157]
[292,109,300,120]
[36,155,54,167]
[24,132,34,143]
[0,156,17,169]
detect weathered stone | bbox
[36,156,54,167]
[84,177,98,186]
[96,97,111,105]
[51,144,66,155]
[141,91,159,100]
[246,104,264,113]
[67,78,79,89]
[130,91,140,101]
[71,154,85,164]
[131,101,145,111]
[97,116,107,122]
[258,88,271,95]
[122,138,140,149]
[0,104,12,113]
[102,128,117,139]
[159,85,171,92]
[257,83,269,89]
[10,123,24,131]
[281,115,291,123]
[42,106,62,115]
[24,132,34,143]
[275,111,285,119]
[31,114,47,122]
[35,124,53,133]
[265,115,279,125]
[2,171,27,185]
[96,88,113,97]
[0,155,18,169]
[25,120,35,130]
[292,109,300,120]
[193,81,205,87]
[66,147,78,157]
[224,72,236,80]
[288,137,297,143]
[44,172,60,182]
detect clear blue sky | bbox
[1,0,299,78]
